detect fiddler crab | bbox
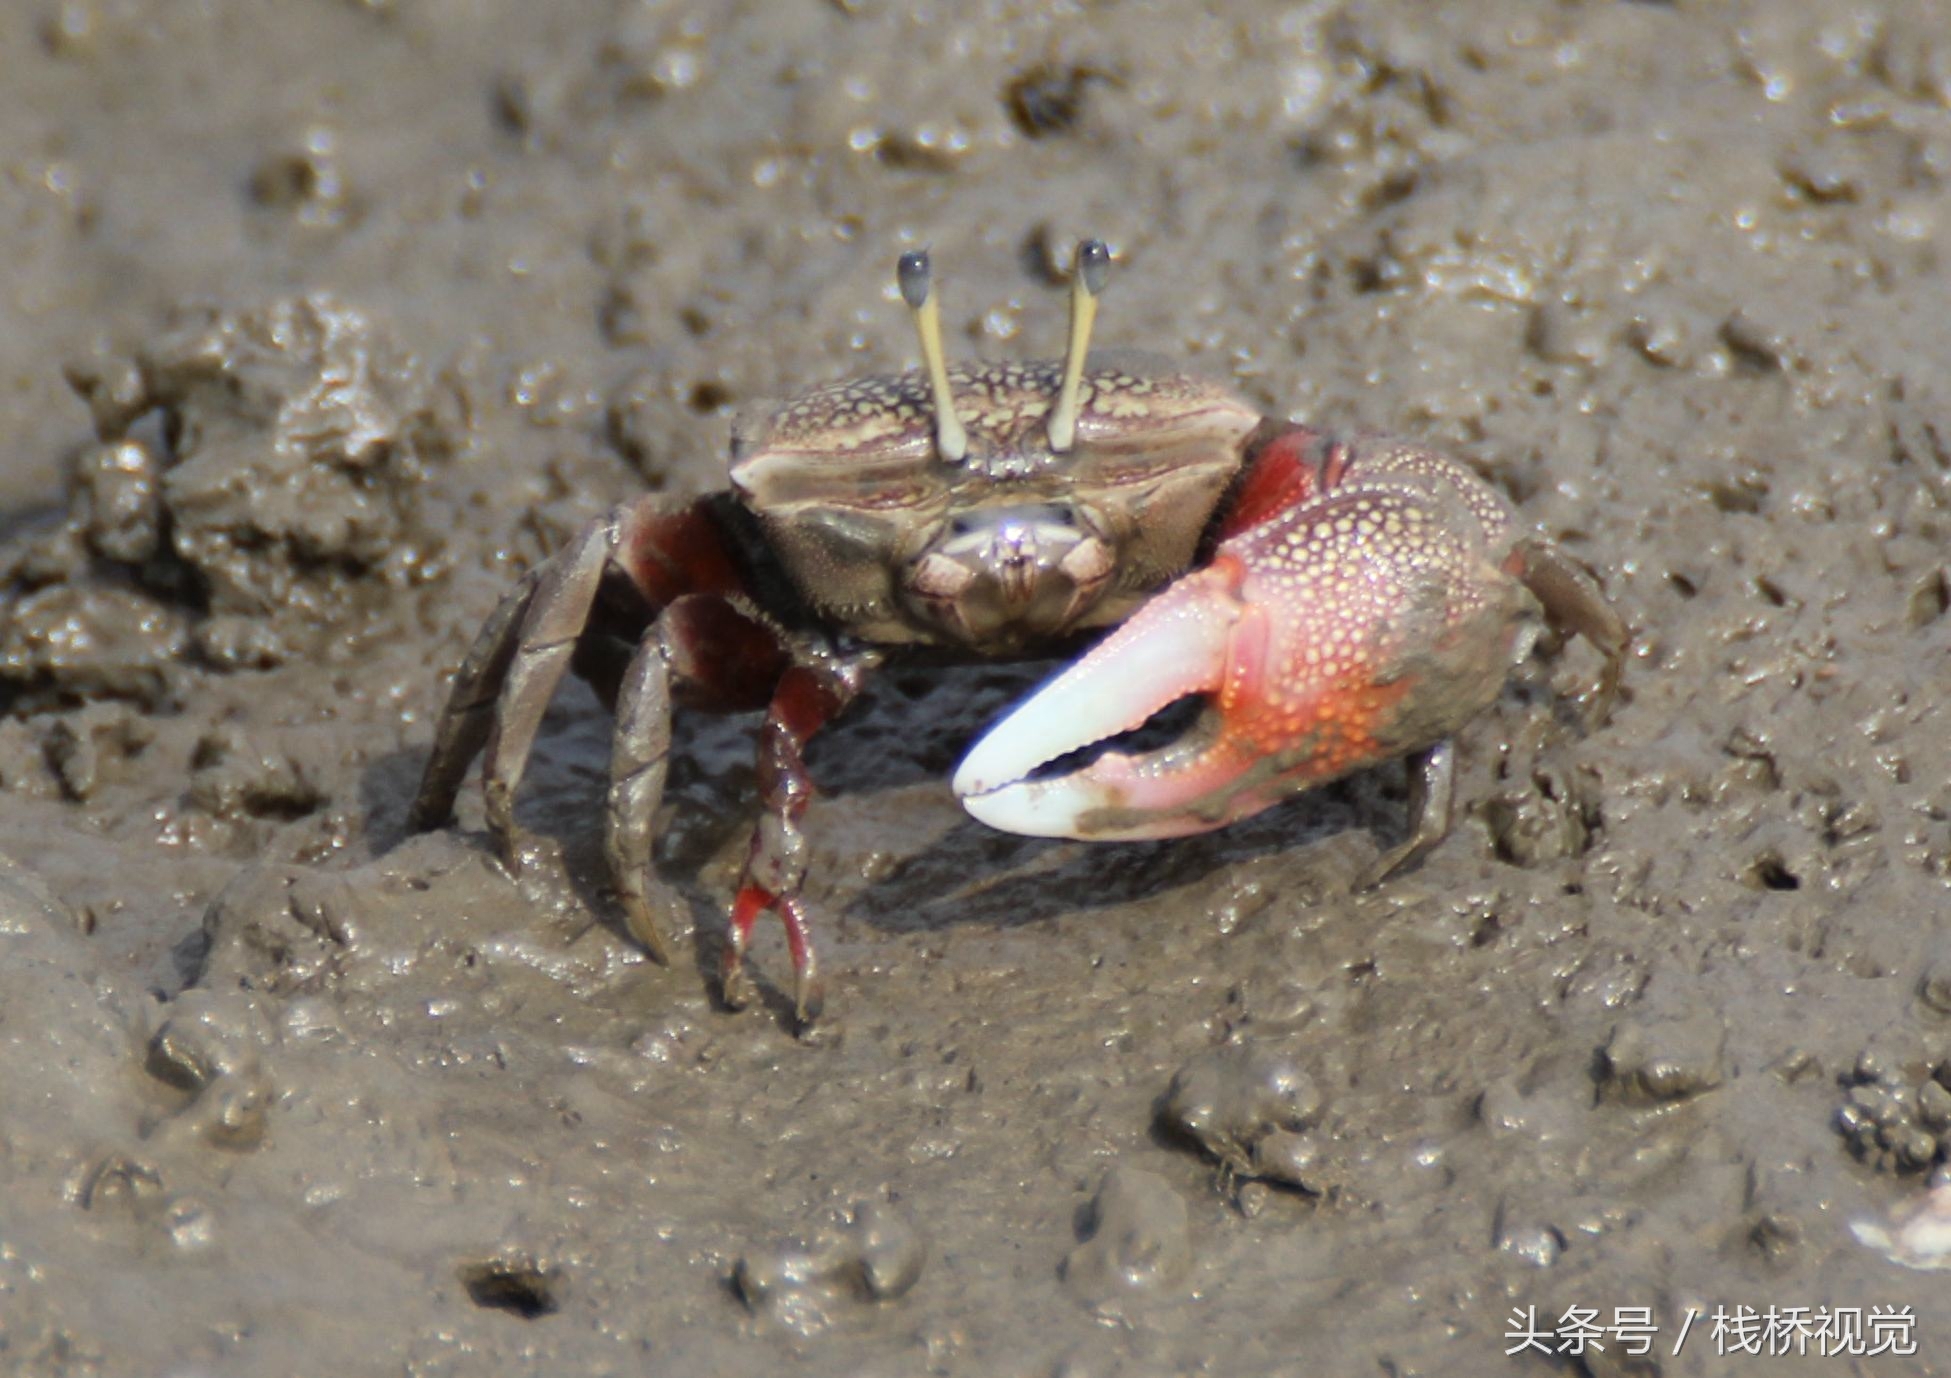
[410,241,1626,1026]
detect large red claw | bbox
[953,467,1536,841]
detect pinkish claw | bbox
[954,425,1627,882]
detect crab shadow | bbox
[357,679,760,987]
[807,662,1411,936]
[359,659,1419,1009]
[852,799,1381,939]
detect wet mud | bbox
[3,2,1951,1374]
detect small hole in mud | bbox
[1719,317,1784,374]
[873,133,958,173]
[460,1260,559,1319]
[1360,170,1420,211]
[688,381,731,412]
[1667,571,1699,599]
[248,152,325,210]
[1749,854,1801,891]
[1706,476,1770,514]
[1909,570,1949,628]
[1018,224,1067,286]
[1003,64,1097,138]
[1348,256,1393,294]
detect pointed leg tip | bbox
[1356,837,1438,892]
[718,949,754,1012]
[793,970,825,1029]
[485,805,524,872]
[1587,658,1624,727]
[1352,856,1393,894]
[620,895,674,967]
[494,829,534,878]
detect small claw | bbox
[955,476,1531,842]
[717,883,825,1026]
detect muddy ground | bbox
[3,2,1951,1375]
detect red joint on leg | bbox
[770,665,842,743]
[728,883,772,950]
[1221,426,1324,540]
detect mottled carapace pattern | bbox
[728,357,1262,646]
[742,359,1253,482]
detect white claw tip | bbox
[954,582,1235,838]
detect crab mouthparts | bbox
[952,568,1250,840]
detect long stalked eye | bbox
[1047,238,1109,453]
[897,249,968,464]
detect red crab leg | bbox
[953,428,1533,850]
[720,653,873,1026]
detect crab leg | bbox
[606,623,679,963]
[411,495,791,965]
[478,514,620,866]
[1362,740,1455,889]
[954,435,1543,862]
[607,595,788,965]
[1508,536,1628,720]
[409,511,619,854]
[407,566,542,831]
[720,650,876,1026]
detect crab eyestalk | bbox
[1047,238,1109,454]
[897,249,969,464]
